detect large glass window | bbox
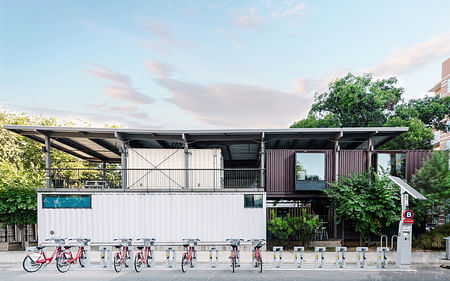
[244,194,263,208]
[43,194,91,209]
[377,153,406,179]
[295,153,326,190]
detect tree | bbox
[326,171,401,244]
[410,151,450,227]
[308,73,403,127]
[380,117,433,150]
[394,96,450,131]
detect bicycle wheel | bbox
[134,253,143,273]
[181,253,188,273]
[22,253,43,273]
[56,252,71,273]
[113,253,122,273]
[258,254,263,273]
[231,256,236,273]
[79,249,87,268]
[146,252,152,268]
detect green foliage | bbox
[410,151,450,225]
[0,186,37,225]
[394,96,450,131]
[309,73,403,127]
[267,210,320,246]
[380,117,433,150]
[415,223,450,249]
[326,171,401,239]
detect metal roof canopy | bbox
[4,125,408,164]
[388,176,427,200]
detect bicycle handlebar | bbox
[182,238,200,241]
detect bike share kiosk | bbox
[388,176,427,268]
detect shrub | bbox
[415,223,450,249]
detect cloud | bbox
[271,1,306,25]
[146,59,178,78]
[234,8,266,29]
[143,20,189,55]
[86,64,153,104]
[292,67,350,95]
[368,32,450,77]
[155,78,311,128]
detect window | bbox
[244,194,263,208]
[447,79,450,93]
[43,194,91,209]
[295,153,326,190]
[377,153,406,179]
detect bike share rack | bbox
[355,247,368,268]
[314,247,326,268]
[293,247,304,268]
[69,238,91,268]
[272,246,283,268]
[249,239,263,268]
[166,246,176,268]
[377,235,389,268]
[114,238,134,270]
[335,247,346,268]
[209,246,219,268]
[134,238,156,267]
[99,246,113,268]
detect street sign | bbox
[403,209,414,223]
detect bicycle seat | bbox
[183,243,190,247]
[64,246,72,249]
[137,246,144,250]
[255,243,263,249]
[36,246,46,250]
[114,245,122,249]
[230,242,239,247]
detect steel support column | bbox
[45,135,52,189]
[121,141,127,190]
[367,137,373,171]
[260,133,265,189]
[183,133,189,189]
[102,161,107,188]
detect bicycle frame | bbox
[117,246,130,263]
[27,247,63,265]
[64,246,85,264]
[183,246,194,262]
[254,247,261,262]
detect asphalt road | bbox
[1,266,449,281]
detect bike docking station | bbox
[293,247,304,268]
[209,246,219,268]
[335,247,346,268]
[135,238,156,267]
[99,246,112,268]
[314,247,326,268]
[165,246,176,268]
[356,247,368,268]
[272,246,283,268]
[68,238,91,268]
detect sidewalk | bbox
[2,250,448,268]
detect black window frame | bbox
[294,152,326,191]
[244,194,263,208]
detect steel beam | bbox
[121,141,127,190]
[89,138,121,156]
[45,135,52,189]
[260,133,265,190]
[56,138,108,162]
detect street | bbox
[1,266,449,281]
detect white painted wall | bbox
[37,192,266,243]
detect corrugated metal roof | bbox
[4,125,409,163]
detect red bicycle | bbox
[133,238,155,272]
[226,238,243,273]
[22,238,66,273]
[113,238,132,273]
[56,238,90,273]
[181,238,200,272]
[248,239,265,273]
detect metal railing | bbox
[46,168,262,190]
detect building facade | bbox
[429,57,450,150]
[3,125,433,243]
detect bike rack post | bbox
[355,247,368,268]
[99,246,112,268]
[376,247,389,268]
[272,246,283,268]
[390,235,398,251]
[82,246,91,268]
[335,247,346,268]
[166,246,176,268]
[209,246,219,268]
[314,247,326,268]
[293,247,304,268]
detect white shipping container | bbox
[127,149,223,189]
[37,191,266,243]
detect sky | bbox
[1,0,450,129]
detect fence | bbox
[0,224,37,243]
[46,168,263,190]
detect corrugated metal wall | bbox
[338,150,367,179]
[406,150,432,182]
[37,192,266,243]
[266,149,334,193]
